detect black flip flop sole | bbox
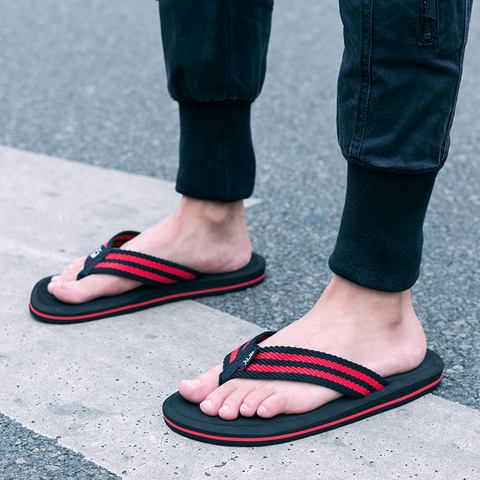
[162,349,443,447]
[29,253,265,324]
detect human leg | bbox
[174,0,472,429]
[34,0,274,310]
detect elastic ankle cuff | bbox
[176,101,255,202]
[329,163,437,292]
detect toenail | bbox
[58,281,71,291]
[181,379,201,389]
[200,399,212,409]
[240,403,249,413]
[258,405,267,415]
[219,405,230,414]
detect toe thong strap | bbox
[76,231,203,287]
[219,332,389,398]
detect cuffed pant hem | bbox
[329,163,437,292]
[176,101,255,203]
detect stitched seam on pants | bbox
[225,0,231,98]
[439,0,470,164]
[222,0,230,199]
[351,0,374,158]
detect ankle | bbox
[320,275,417,329]
[157,196,252,273]
[176,196,246,229]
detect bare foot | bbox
[47,196,252,304]
[178,275,427,420]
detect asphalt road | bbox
[1,0,479,478]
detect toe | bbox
[199,379,247,417]
[258,382,342,418]
[239,384,278,418]
[217,383,261,420]
[178,364,223,404]
[47,279,86,303]
[47,276,102,304]
[200,389,231,417]
[47,280,71,295]
[47,273,141,304]
[179,366,256,419]
[60,269,81,283]
[256,392,288,418]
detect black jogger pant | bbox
[158,0,473,292]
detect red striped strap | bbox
[219,332,389,398]
[76,231,202,286]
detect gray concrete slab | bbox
[1,146,480,479]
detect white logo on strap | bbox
[90,247,103,259]
[242,351,255,366]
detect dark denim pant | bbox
[158,0,473,291]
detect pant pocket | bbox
[337,0,473,173]
[418,0,438,43]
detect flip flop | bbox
[29,231,266,324]
[162,331,444,447]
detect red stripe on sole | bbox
[163,377,442,444]
[30,273,265,321]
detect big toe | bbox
[47,273,141,304]
[47,278,93,304]
[178,364,223,404]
